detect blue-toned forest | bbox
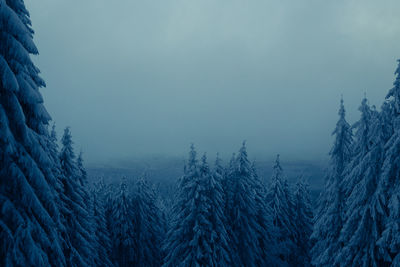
[1,0,400,266]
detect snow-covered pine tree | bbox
[222,152,236,260]
[59,127,94,266]
[49,123,62,176]
[266,155,296,266]
[311,97,353,266]
[91,180,113,267]
[376,59,400,265]
[251,161,279,266]
[227,142,263,266]
[293,176,313,266]
[163,146,213,266]
[208,154,231,266]
[132,176,163,267]
[75,150,95,258]
[0,1,67,265]
[111,179,136,267]
[334,96,389,266]
[48,123,75,264]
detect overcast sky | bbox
[26,0,400,164]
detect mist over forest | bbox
[2,0,400,266]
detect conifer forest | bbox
[1,0,400,266]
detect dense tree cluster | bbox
[311,61,400,266]
[1,0,400,266]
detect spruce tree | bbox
[208,154,231,266]
[132,177,163,267]
[376,59,400,265]
[223,152,236,260]
[111,179,136,267]
[60,127,94,266]
[0,1,66,265]
[293,176,313,266]
[311,97,353,266]
[251,161,279,266]
[91,180,113,267]
[163,146,213,266]
[334,97,388,266]
[227,142,262,266]
[266,155,296,266]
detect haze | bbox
[25,0,400,164]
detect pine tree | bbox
[48,123,74,264]
[0,1,66,265]
[111,179,136,267]
[251,161,279,266]
[223,152,236,260]
[376,59,400,265]
[59,127,94,266]
[227,142,263,266]
[132,176,163,267]
[208,154,231,266]
[334,97,389,266]
[266,155,296,266]
[293,176,313,266]
[311,97,353,266]
[163,146,213,266]
[91,180,113,267]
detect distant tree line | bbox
[1,0,400,266]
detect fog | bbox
[26,0,400,164]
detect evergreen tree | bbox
[163,146,213,266]
[227,142,262,266]
[311,97,353,266]
[111,179,136,267]
[222,152,236,260]
[48,123,74,265]
[251,161,279,266]
[377,59,400,265]
[266,155,296,266]
[60,127,94,266]
[0,1,66,265]
[293,176,313,266]
[91,180,113,267]
[334,97,388,266]
[207,154,231,266]
[132,176,163,267]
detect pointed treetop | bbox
[188,143,197,165]
[239,140,248,156]
[332,96,352,138]
[61,127,73,146]
[357,95,371,122]
[200,153,210,176]
[339,96,346,119]
[386,59,400,114]
[274,154,282,170]
[330,95,353,174]
[201,152,207,163]
[200,153,209,170]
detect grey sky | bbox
[26,0,400,163]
